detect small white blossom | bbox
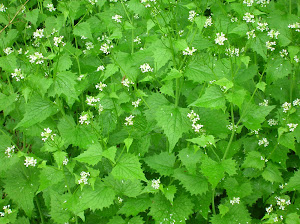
[100,43,114,54]
[268,119,278,126]
[267,29,280,39]
[282,102,291,113]
[79,111,94,125]
[288,22,300,32]
[133,36,141,44]
[246,30,256,39]
[2,205,12,216]
[183,47,197,56]
[266,204,273,214]
[151,179,160,190]
[192,123,204,132]
[11,68,25,81]
[78,171,90,185]
[18,48,23,54]
[293,98,300,106]
[112,14,122,23]
[33,29,44,39]
[28,52,44,64]
[3,47,14,55]
[251,129,260,135]
[243,0,254,6]
[86,96,100,106]
[98,104,104,113]
[225,48,242,57]
[294,55,299,63]
[95,82,107,91]
[227,123,238,131]
[259,99,269,106]
[230,197,240,205]
[132,98,141,107]
[89,0,98,5]
[0,3,7,12]
[77,74,84,81]
[41,128,56,142]
[231,17,238,22]
[215,32,227,45]
[5,145,15,158]
[256,0,270,7]
[121,78,134,88]
[279,49,288,58]
[266,41,276,51]
[257,22,269,32]
[243,12,255,23]
[24,157,37,167]
[117,197,123,203]
[63,157,69,165]
[187,110,200,123]
[53,36,65,47]
[125,115,134,126]
[273,217,278,222]
[178,30,184,36]
[279,183,288,189]
[204,16,212,28]
[260,156,268,162]
[188,10,198,22]
[140,63,153,73]
[258,138,269,147]
[85,42,94,50]
[81,35,87,40]
[0,212,4,217]
[46,3,56,12]
[287,123,298,132]
[275,196,291,210]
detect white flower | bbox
[86,96,100,106]
[112,14,122,23]
[192,123,204,132]
[117,197,123,203]
[81,35,87,40]
[183,47,197,56]
[78,171,90,185]
[258,138,269,147]
[246,30,256,39]
[275,196,291,210]
[188,10,198,22]
[0,212,4,217]
[187,110,200,123]
[24,157,37,167]
[279,183,287,189]
[279,49,288,58]
[293,98,300,106]
[18,48,23,54]
[11,68,25,81]
[151,179,160,189]
[287,123,298,132]
[178,30,184,36]
[46,3,56,12]
[215,32,227,45]
[2,205,12,215]
[89,0,98,5]
[41,128,56,142]
[95,82,107,91]
[5,145,15,158]
[33,29,44,39]
[251,129,260,135]
[294,56,299,63]
[0,3,7,12]
[96,65,105,71]
[268,119,278,126]
[288,22,300,32]
[282,102,291,113]
[225,48,241,57]
[100,43,113,54]
[63,157,69,165]
[98,104,104,113]
[243,12,255,23]
[257,22,269,32]
[140,63,153,73]
[267,29,280,39]
[53,36,65,47]
[3,47,14,55]
[256,0,270,7]
[204,16,212,28]
[28,52,44,64]
[125,115,134,126]
[266,41,276,51]
[85,42,94,50]
[260,156,268,162]
[79,111,94,125]
[121,78,134,88]
[132,98,141,107]
[266,204,273,214]
[230,197,240,205]
[273,217,278,222]
[133,36,141,44]
[77,74,84,81]
[231,17,238,22]
[227,123,238,131]
[243,0,254,6]
[259,99,269,106]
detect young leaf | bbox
[200,156,225,188]
[38,166,64,192]
[74,143,102,166]
[282,170,300,192]
[178,147,201,174]
[118,195,151,217]
[143,151,176,176]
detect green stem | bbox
[36,195,45,224]
[175,78,180,107]
[212,188,216,215]
[222,103,235,160]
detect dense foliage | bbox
[0,0,300,223]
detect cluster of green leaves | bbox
[0,0,300,223]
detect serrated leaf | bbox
[200,156,224,188]
[285,213,300,224]
[144,152,176,176]
[50,191,72,224]
[24,9,39,26]
[222,159,237,176]
[38,166,64,192]
[282,170,300,192]
[112,153,146,181]
[242,150,265,170]
[189,86,226,111]
[187,135,215,147]
[128,216,144,224]
[224,177,253,198]
[149,39,172,70]
[162,185,177,204]
[178,147,201,174]
[184,61,214,84]
[73,22,93,40]
[53,151,68,168]
[173,168,208,195]
[266,58,292,84]
[279,133,295,150]
[262,162,283,183]
[160,81,175,98]
[108,216,125,224]
[57,53,72,72]
[118,195,151,216]
[75,143,102,166]
[15,94,58,129]
[102,146,117,164]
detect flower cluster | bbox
[24,157,37,167]
[230,197,240,205]
[288,22,300,32]
[112,14,122,23]
[141,0,156,8]
[183,47,197,56]
[5,145,15,158]
[151,179,160,190]
[243,0,254,6]
[256,0,270,7]
[187,110,204,133]
[89,0,98,5]
[243,12,255,23]
[79,111,94,125]
[188,10,198,22]
[0,205,12,217]
[279,49,288,58]
[266,41,276,51]
[140,63,153,73]
[132,98,141,107]
[0,3,7,12]
[133,36,141,44]
[78,171,90,185]
[11,68,25,81]
[258,138,269,147]
[100,43,114,54]
[117,197,123,203]
[259,99,269,106]
[121,78,134,88]
[53,36,65,47]
[267,29,280,39]
[86,96,100,106]
[227,123,238,131]
[46,3,56,12]
[287,123,298,132]
[95,82,107,91]
[204,16,212,28]
[246,30,256,39]
[28,52,44,64]
[275,196,291,210]
[257,22,269,32]
[63,157,69,166]
[97,65,105,71]
[4,47,14,55]
[41,128,56,142]
[125,115,134,126]
[282,102,291,113]
[215,32,227,45]
[268,119,278,126]
[293,98,300,106]
[225,47,243,57]
[260,156,268,162]
[33,29,44,39]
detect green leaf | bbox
[57,53,73,72]
[15,94,58,129]
[224,177,253,198]
[112,153,146,181]
[162,185,177,204]
[160,81,175,98]
[4,164,39,217]
[256,82,267,92]
[262,162,283,183]
[128,216,144,224]
[75,143,102,166]
[102,146,117,164]
[279,133,295,150]
[0,93,17,117]
[187,135,215,148]
[50,191,72,224]
[154,105,191,152]
[285,213,300,224]
[143,152,176,176]
[173,168,209,195]
[118,195,151,216]
[124,138,133,153]
[242,151,265,170]
[222,159,237,176]
[108,216,125,224]
[38,166,64,192]
[73,22,93,40]
[149,193,194,223]
[189,86,226,111]
[178,147,201,174]
[149,39,172,70]
[24,9,39,26]
[184,60,214,84]
[200,156,224,188]
[282,170,300,192]
[266,58,292,84]
[226,89,247,109]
